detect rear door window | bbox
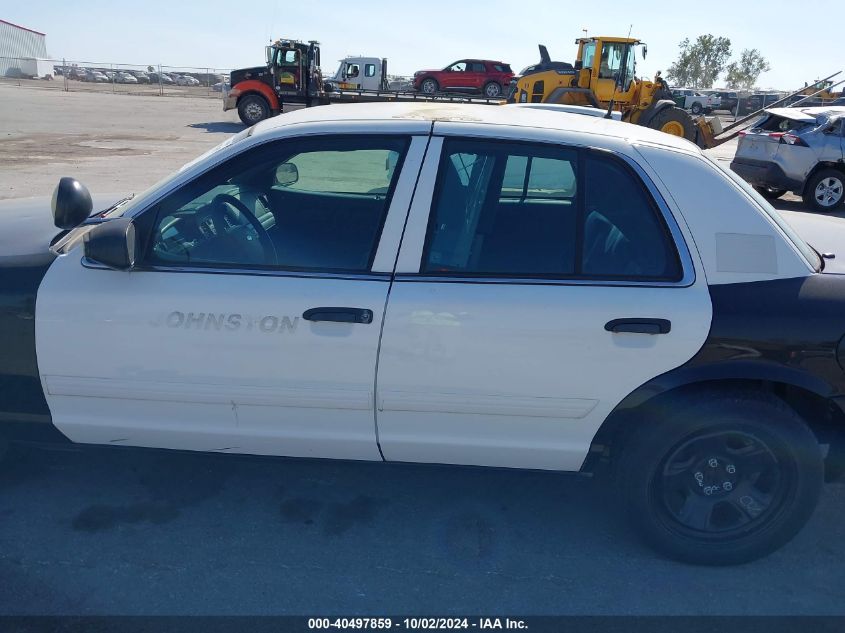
[422,139,682,281]
[582,155,680,279]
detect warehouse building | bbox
[0,19,49,78]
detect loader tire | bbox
[649,107,695,142]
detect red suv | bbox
[413,59,514,98]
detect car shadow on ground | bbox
[187,122,244,134]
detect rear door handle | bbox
[303,307,374,324]
[605,318,671,335]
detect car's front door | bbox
[375,135,713,471]
[36,134,429,460]
[441,61,467,90]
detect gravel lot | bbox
[0,84,243,200]
[0,85,844,616]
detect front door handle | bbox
[303,307,373,324]
[605,318,671,335]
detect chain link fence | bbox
[0,57,230,99]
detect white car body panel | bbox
[33,102,818,471]
[510,103,623,121]
[638,146,814,284]
[375,122,713,471]
[37,259,389,460]
[376,281,712,470]
[36,132,430,460]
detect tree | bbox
[725,49,771,90]
[667,35,732,89]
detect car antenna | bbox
[605,24,633,119]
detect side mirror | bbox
[52,177,93,229]
[642,45,648,59]
[275,162,299,187]
[83,217,137,270]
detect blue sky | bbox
[4,0,842,89]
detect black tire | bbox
[483,81,503,98]
[420,78,439,95]
[690,101,703,115]
[802,168,845,212]
[616,390,823,565]
[237,94,271,127]
[753,185,787,200]
[648,107,696,142]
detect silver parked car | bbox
[731,106,845,211]
[116,71,138,84]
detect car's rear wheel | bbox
[617,390,823,565]
[237,94,271,127]
[483,82,503,98]
[753,185,787,200]
[690,101,703,115]
[420,78,439,95]
[803,169,845,212]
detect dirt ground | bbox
[0,84,243,199]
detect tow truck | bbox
[224,38,504,126]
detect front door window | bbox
[147,136,409,272]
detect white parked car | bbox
[672,88,722,114]
[3,103,843,566]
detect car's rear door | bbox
[466,61,487,91]
[375,131,712,471]
[36,127,431,460]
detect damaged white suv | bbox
[731,106,845,211]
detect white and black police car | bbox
[1,102,844,565]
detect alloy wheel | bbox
[814,177,843,208]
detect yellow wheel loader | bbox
[510,38,698,141]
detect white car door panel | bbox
[37,262,388,459]
[377,282,711,470]
[36,134,430,460]
[376,133,713,471]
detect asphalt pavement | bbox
[1,443,844,615]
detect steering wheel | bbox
[207,193,278,265]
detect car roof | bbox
[250,102,699,152]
